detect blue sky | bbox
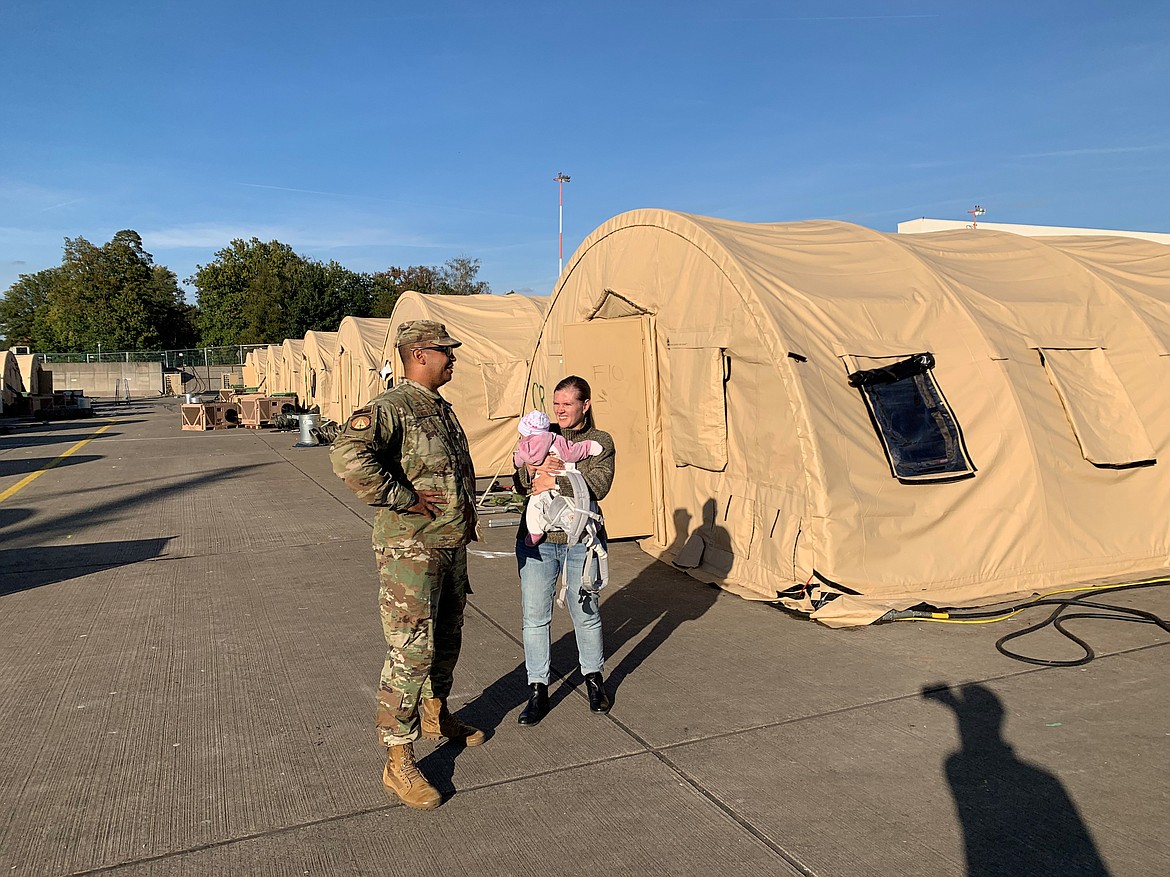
[2,1,1168,300]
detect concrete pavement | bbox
[1,399,1166,876]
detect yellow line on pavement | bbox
[0,421,116,504]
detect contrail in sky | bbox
[36,198,84,213]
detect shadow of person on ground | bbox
[922,682,1111,877]
[602,505,722,695]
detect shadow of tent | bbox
[0,454,103,478]
[0,431,124,450]
[0,537,175,597]
[2,463,271,545]
[0,507,35,530]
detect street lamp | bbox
[554,172,571,275]
[968,205,986,229]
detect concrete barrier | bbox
[49,362,163,398]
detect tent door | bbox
[563,316,656,539]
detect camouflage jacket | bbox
[331,379,478,548]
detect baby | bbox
[513,409,603,546]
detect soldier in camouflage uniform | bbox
[330,319,484,811]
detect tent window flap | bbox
[481,360,529,420]
[848,352,974,483]
[667,345,727,471]
[1038,347,1156,467]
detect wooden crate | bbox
[180,402,241,431]
[237,395,297,428]
[26,395,55,416]
[164,373,186,396]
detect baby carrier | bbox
[545,468,610,608]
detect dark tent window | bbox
[848,353,974,483]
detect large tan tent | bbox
[301,330,340,420]
[280,339,305,404]
[335,317,394,421]
[387,292,549,474]
[1,350,22,412]
[527,209,1170,626]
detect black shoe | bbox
[584,672,611,713]
[517,682,549,725]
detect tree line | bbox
[0,230,493,351]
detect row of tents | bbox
[241,291,548,479]
[235,209,1170,628]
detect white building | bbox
[898,218,1170,245]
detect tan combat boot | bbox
[420,696,486,747]
[383,743,442,810]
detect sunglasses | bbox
[416,345,455,357]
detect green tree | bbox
[370,265,441,317]
[191,240,374,344]
[190,238,301,345]
[0,267,60,349]
[0,231,195,352]
[369,257,491,316]
[436,256,491,296]
[287,260,374,335]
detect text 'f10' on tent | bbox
[526,208,1170,627]
[388,291,549,474]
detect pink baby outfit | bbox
[513,410,602,545]
[513,431,596,468]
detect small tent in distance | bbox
[281,339,305,404]
[302,330,340,421]
[1,350,22,413]
[387,292,548,475]
[335,317,394,423]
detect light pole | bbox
[968,205,986,229]
[554,172,571,275]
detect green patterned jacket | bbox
[331,379,477,548]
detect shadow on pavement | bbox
[0,454,103,478]
[1,463,272,545]
[922,682,1111,877]
[421,505,724,796]
[0,537,174,596]
[0,427,128,450]
[0,507,35,530]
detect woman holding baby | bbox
[511,375,615,725]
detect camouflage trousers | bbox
[374,543,469,746]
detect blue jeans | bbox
[517,538,605,684]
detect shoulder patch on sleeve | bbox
[347,409,372,431]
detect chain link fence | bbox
[39,345,269,369]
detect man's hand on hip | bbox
[407,489,447,518]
